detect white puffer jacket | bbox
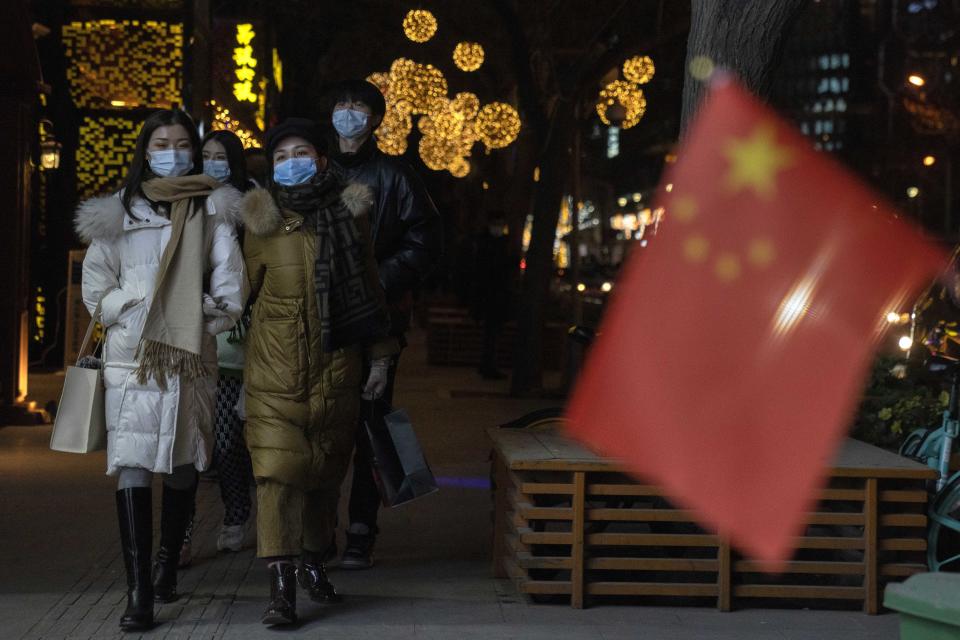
[75,186,246,476]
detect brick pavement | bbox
[5,330,902,640]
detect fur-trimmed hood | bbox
[73,184,243,244]
[240,182,375,237]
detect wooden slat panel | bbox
[587,484,662,496]
[504,532,530,556]
[588,582,719,597]
[880,538,927,551]
[522,581,573,595]
[520,482,575,495]
[734,585,865,600]
[881,490,929,504]
[516,552,573,570]
[519,528,573,545]
[587,508,695,522]
[794,537,865,550]
[879,514,927,528]
[587,533,720,547]
[820,488,866,501]
[806,512,866,526]
[587,558,720,572]
[718,539,731,612]
[864,478,879,614]
[502,555,528,582]
[571,471,586,609]
[831,440,937,478]
[520,505,574,521]
[881,563,928,577]
[734,560,865,575]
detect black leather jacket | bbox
[331,139,443,336]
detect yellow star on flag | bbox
[724,122,795,200]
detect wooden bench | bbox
[426,307,566,370]
[488,426,936,613]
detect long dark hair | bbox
[201,129,252,193]
[120,109,201,219]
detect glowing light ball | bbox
[622,55,655,85]
[403,9,437,43]
[475,102,521,150]
[596,80,647,129]
[453,42,485,72]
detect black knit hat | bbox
[264,118,326,159]
[328,79,387,118]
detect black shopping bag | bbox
[363,400,439,507]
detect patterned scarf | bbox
[275,172,390,352]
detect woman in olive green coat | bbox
[239,119,397,626]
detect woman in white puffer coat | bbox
[74,109,245,633]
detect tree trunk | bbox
[680,0,806,132]
[510,98,575,396]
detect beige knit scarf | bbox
[134,174,220,389]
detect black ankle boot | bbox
[262,562,298,625]
[298,553,342,604]
[153,482,196,603]
[116,488,154,631]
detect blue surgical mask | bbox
[203,159,231,183]
[273,157,317,186]
[332,109,370,140]
[147,149,194,178]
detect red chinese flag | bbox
[565,78,946,565]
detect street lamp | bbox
[907,186,920,198]
[39,119,61,170]
[908,74,926,87]
[923,155,936,167]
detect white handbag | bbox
[50,300,107,454]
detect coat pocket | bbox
[247,297,307,400]
[324,346,363,397]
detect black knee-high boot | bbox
[153,482,195,602]
[116,488,154,631]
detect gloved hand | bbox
[362,357,392,400]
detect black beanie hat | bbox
[264,118,325,160]
[329,79,387,118]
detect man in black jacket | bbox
[327,79,443,569]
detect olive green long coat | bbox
[240,183,398,491]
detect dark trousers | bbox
[347,355,399,532]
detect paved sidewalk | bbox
[3,330,900,639]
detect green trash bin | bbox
[884,572,960,640]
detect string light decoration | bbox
[448,157,471,178]
[622,55,656,84]
[450,92,480,120]
[376,107,413,156]
[453,42,485,72]
[475,102,522,150]
[62,19,183,109]
[76,115,140,197]
[403,9,438,43]
[210,101,262,148]
[596,80,647,129]
[419,100,465,140]
[419,135,462,171]
[367,59,522,175]
[387,58,448,115]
